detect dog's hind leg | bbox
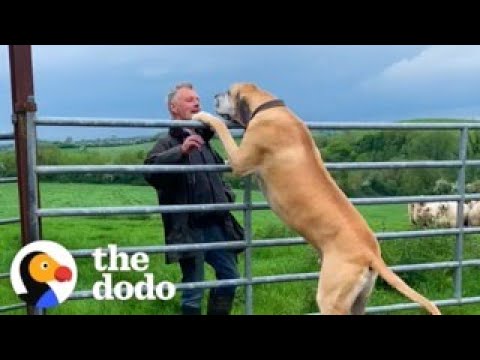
[317,261,372,315]
[350,271,377,315]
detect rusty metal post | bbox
[9,45,43,315]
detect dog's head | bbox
[214,83,259,127]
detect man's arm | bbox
[145,140,184,165]
[144,134,205,189]
[144,138,184,189]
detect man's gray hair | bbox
[166,82,194,108]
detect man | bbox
[144,82,244,315]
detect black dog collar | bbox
[250,99,285,120]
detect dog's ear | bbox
[236,93,251,127]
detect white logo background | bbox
[10,240,78,304]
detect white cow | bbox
[467,201,480,226]
[434,201,470,228]
[408,202,442,227]
[408,201,470,228]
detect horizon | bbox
[3,116,479,147]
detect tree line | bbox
[2,128,480,196]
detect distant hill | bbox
[1,118,478,151]
[40,134,160,150]
[399,118,480,124]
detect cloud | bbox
[1,45,427,85]
[362,45,480,92]
[139,66,171,78]
[385,45,480,79]
[33,45,163,69]
[3,45,480,138]
[0,45,270,82]
[1,45,194,79]
[7,45,377,81]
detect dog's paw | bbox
[192,111,219,125]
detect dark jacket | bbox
[144,126,244,264]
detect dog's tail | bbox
[369,255,441,315]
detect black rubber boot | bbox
[207,289,234,315]
[181,305,202,315]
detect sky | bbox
[1,45,480,141]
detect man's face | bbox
[169,87,201,120]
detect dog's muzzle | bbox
[214,93,223,110]
[215,92,234,121]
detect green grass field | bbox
[1,182,479,315]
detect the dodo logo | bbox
[10,240,77,309]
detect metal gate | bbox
[2,45,480,315]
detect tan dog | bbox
[192,83,441,315]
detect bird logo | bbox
[10,240,77,309]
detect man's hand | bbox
[181,134,205,155]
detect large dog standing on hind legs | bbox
[192,82,441,315]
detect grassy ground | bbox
[1,182,479,315]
